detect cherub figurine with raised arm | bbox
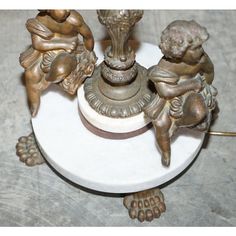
[144,20,217,167]
[20,10,97,117]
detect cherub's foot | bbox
[30,104,39,117]
[161,151,170,167]
[123,188,166,222]
[195,112,212,132]
[16,133,45,166]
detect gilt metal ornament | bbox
[20,10,97,117]
[18,11,220,223]
[16,133,44,166]
[124,188,166,222]
[143,20,218,167]
[84,10,153,118]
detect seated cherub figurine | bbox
[20,10,97,117]
[143,20,217,167]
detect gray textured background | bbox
[0,10,236,226]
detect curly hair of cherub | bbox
[159,20,209,59]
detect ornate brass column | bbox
[84,10,153,118]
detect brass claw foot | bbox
[123,188,166,222]
[16,133,45,166]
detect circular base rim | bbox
[78,107,153,139]
[31,42,205,194]
[78,85,152,134]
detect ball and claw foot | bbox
[16,133,45,166]
[123,188,166,222]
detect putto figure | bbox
[144,20,218,167]
[20,10,97,117]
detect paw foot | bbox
[16,133,45,166]
[123,188,166,222]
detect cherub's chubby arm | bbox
[148,64,203,100]
[68,10,94,51]
[31,34,77,52]
[155,78,203,100]
[27,18,77,52]
[200,53,214,85]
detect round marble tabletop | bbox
[31,42,205,194]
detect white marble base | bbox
[78,86,151,133]
[31,41,205,194]
[32,88,204,194]
[78,42,163,133]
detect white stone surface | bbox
[31,41,205,194]
[78,86,151,133]
[32,88,204,194]
[77,42,163,133]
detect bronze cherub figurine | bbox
[20,10,97,117]
[144,20,218,167]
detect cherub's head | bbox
[47,10,70,23]
[159,20,209,63]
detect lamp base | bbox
[31,85,204,194]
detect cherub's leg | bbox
[17,66,45,166]
[25,83,40,117]
[176,93,207,128]
[45,52,77,83]
[153,111,172,167]
[24,66,43,117]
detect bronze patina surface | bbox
[84,10,153,118]
[143,20,218,167]
[16,133,44,166]
[20,10,97,117]
[124,188,166,222]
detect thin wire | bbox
[208,131,236,137]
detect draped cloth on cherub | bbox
[148,66,186,119]
[143,65,218,121]
[19,18,97,95]
[143,65,179,120]
[19,18,54,69]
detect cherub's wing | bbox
[148,65,179,84]
[26,18,53,39]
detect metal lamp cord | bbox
[208,131,236,136]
